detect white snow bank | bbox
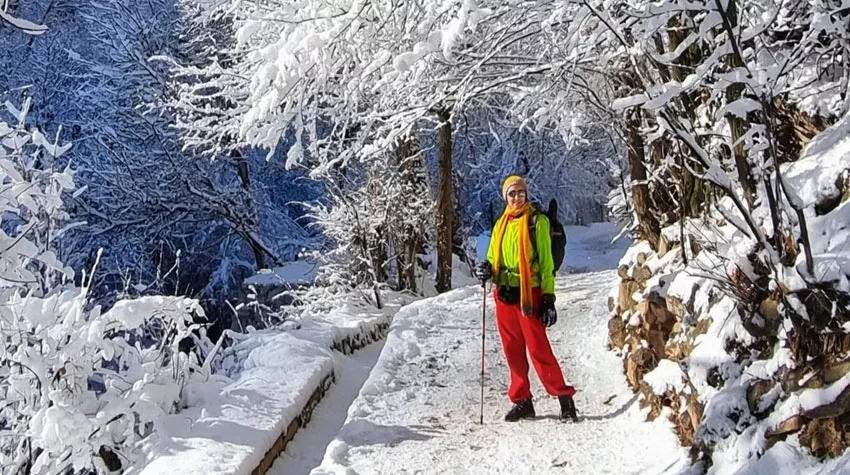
[566,222,632,272]
[131,332,334,475]
[290,297,404,350]
[667,271,705,307]
[619,240,654,269]
[132,296,403,475]
[798,371,850,413]
[729,440,821,475]
[784,109,850,207]
[706,370,850,475]
[418,251,481,294]
[267,342,385,475]
[732,439,850,475]
[760,370,850,435]
[645,359,687,395]
[783,109,850,283]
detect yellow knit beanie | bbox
[502,175,528,200]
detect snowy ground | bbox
[562,223,632,273]
[305,271,689,474]
[268,222,691,474]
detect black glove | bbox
[540,294,557,327]
[474,261,492,281]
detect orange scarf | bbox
[491,202,534,316]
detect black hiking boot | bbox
[559,395,579,422]
[504,399,535,422]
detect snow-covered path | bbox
[268,342,385,475]
[304,268,690,474]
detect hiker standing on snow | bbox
[475,175,578,422]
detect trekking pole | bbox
[480,280,487,425]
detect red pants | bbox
[494,287,575,402]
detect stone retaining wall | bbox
[250,319,391,475]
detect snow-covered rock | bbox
[609,109,850,473]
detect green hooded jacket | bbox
[486,212,555,294]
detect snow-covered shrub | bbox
[0,103,206,474]
[1,290,205,474]
[292,140,433,313]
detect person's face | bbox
[506,184,527,209]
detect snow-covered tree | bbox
[0,0,319,331]
[170,0,617,296]
[0,102,207,474]
[0,1,46,35]
[584,0,847,256]
[446,105,615,231]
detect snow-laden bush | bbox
[0,102,205,474]
[2,290,205,474]
[288,142,432,314]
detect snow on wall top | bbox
[130,332,334,475]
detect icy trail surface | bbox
[275,224,690,474]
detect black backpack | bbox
[529,198,567,272]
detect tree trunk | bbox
[370,227,388,284]
[436,108,453,293]
[232,150,267,270]
[615,67,662,249]
[451,169,468,263]
[364,165,389,284]
[666,15,707,217]
[627,110,661,249]
[649,139,679,221]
